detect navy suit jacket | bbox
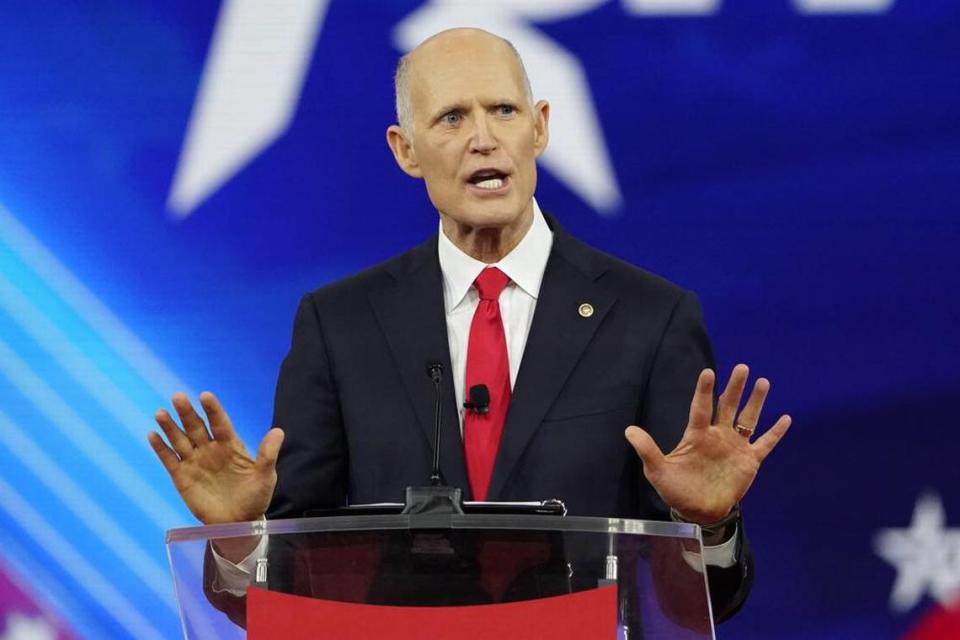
[265,214,753,620]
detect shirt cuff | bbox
[702,524,738,568]
[679,524,739,573]
[210,533,269,597]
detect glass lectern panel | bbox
[166,515,714,639]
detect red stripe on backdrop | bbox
[904,601,960,640]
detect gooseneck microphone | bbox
[463,384,490,415]
[402,361,464,515]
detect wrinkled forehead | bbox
[407,40,528,119]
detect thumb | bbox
[256,428,285,471]
[625,426,665,478]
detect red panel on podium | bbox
[246,584,618,639]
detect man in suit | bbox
[149,28,791,622]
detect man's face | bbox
[389,32,549,231]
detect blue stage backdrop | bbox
[1,1,958,638]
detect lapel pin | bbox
[578,303,594,318]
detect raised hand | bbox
[148,391,284,526]
[625,364,791,525]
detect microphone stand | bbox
[401,363,464,517]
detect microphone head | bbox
[467,384,490,414]
[425,362,443,383]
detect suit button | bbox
[578,303,594,318]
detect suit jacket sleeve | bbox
[638,290,754,623]
[268,293,349,518]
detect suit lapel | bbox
[368,237,469,493]
[486,226,617,501]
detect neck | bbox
[440,203,535,263]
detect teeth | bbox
[475,178,504,190]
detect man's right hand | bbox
[148,392,284,561]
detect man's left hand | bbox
[625,364,791,525]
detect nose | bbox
[469,115,497,154]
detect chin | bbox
[459,211,521,231]
[459,197,530,229]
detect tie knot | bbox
[474,267,510,301]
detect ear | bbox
[532,100,550,159]
[386,125,422,178]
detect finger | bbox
[172,393,212,447]
[716,364,749,427]
[155,408,194,458]
[687,369,715,430]
[625,426,666,479]
[148,431,181,475]
[752,415,792,461]
[199,391,237,443]
[736,377,770,430]
[256,428,285,471]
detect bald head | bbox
[394,28,533,136]
[383,27,550,258]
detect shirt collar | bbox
[437,198,554,314]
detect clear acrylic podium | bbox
[166,513,716,639]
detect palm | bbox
[169,433,275,524]
[148,392,284,525]
[626,365,791,524]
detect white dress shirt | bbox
[438,199,553,430]
[212,199,735,594]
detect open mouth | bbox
[466,168,510,191]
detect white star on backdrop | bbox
[168,0,895,218]
[0,613,57,640]
[874,492,960,612]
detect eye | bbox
[496,104,517,116]
[441,111,462,126]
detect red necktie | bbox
[464,267,511,502]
